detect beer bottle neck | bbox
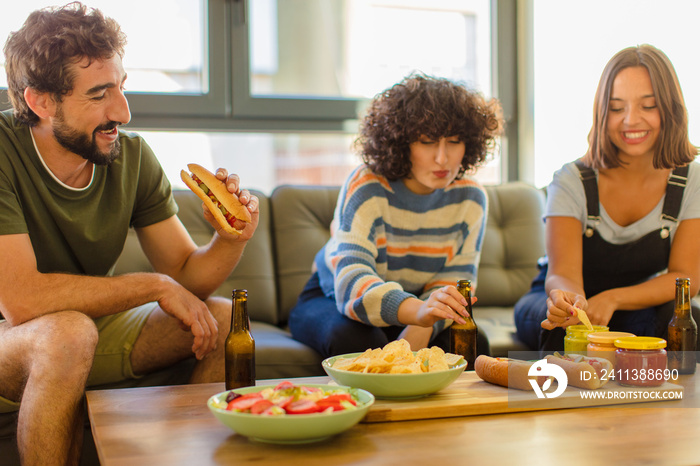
[674,283,691,317]
[232,299,250,332]
[457,282,474,317]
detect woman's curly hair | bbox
[355,73,504,180]
[3,2,126,126]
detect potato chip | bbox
[427,346,449,372]
[364,359,392,373]
[416,348,431,373]
[330,339,463,374]
[379,339,413,363]
[444,352,464,366]
[389,359,422,374]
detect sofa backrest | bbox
[113,182,545,327]
[112,189,279,325]
[270,185,339,324]
[477,182,545,306]
[269,182,546,322]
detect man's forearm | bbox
[1,272,174,326]
[173,235,248,299]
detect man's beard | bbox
[52,110,121,166]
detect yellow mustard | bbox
[564,325,609,354]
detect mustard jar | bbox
[564,325,609,355]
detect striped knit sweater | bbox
[315,165,488,335]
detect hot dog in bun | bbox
[545,353,612,389]
[474,355,550,391]
[180,163,252,235]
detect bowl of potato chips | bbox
[322,340,466,399]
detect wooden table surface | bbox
[86,370,700,466]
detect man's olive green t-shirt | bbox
[0,110,178,276]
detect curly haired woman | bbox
[288,74,504,358]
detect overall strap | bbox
[658,164,689,239]
[574,159,600,236]
[661,165,689,222]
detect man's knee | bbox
[32,311,98,373]
[204,297,231,329]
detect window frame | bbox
[124,0,229,118]
[0,0,519,178]
[228,0,360,121]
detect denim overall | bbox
[539,160,689,350]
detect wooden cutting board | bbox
[362,371,683,423]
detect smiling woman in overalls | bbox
[514,44,700,352]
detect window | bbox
[1,1,205,92]
[1,0,226,116]
[531,0,700,188]
[245,1,491,102]
[1,0,505,193]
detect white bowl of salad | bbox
[207,381,375,444]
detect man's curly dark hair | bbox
[3,2,126,126]
[355,73,504,181]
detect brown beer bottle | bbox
[668,278,697,374]
[225,289,256,389]
[450,279,478,371]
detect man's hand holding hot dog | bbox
[207,168,259,240]
[186,164,260,242]
[160,165,260,300]
[182,164,259,241]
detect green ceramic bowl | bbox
[322,352,467,399]
[207,384,374,444]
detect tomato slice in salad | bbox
[284,399,322,415]
[221,381,360,415]
[249,399,275,415]
[315,400,344,412]
[274,381,295,391]
[226,393,263,411]
[319,393,356,405]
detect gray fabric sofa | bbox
[166,181,543,373]
[0,181,544,465]
[115,181,544,379]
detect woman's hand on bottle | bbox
[413,286,476,327]
[540,289,587,330]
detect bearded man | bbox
[0,3,258,464]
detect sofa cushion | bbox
[113,189,279,326]
[474,308,530,356]
[270,185,340,324]
[477,182,545,306]
[270,182,545,316]
[251,321,324,378]
[268,182,544,358]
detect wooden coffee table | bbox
[87,372,700,465]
